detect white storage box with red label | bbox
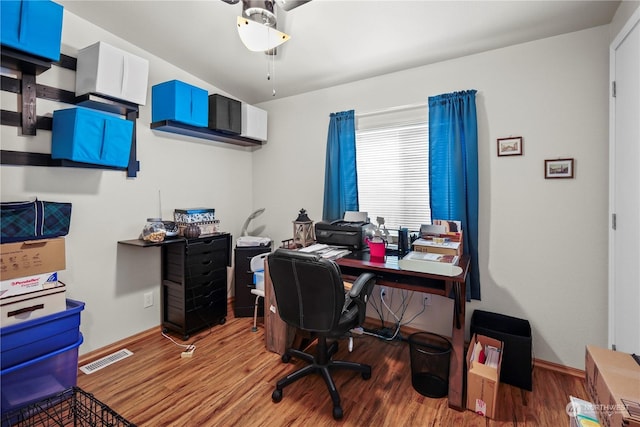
[1,283,66,326]
[1,272,58,299]
[75,41,149,105]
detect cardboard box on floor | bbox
[585,345,640,427]
[466,333,503,418]
[0,238,66,281]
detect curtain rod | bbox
[356,102,426,118]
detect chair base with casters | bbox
[250,288,264,332]
[271,335,371,420]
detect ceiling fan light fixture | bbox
[237,16,290,52]
[274,0,311,12]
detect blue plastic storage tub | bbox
[0,299,84,370]
[0,0,64,62]
[152,80,209,127]
[1,334,83,417]
[51,107,134,168]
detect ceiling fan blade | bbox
[274,0,311,12]
[237,16,290,52]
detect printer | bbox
[315,220,370,250]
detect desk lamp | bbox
[241,208,266,236]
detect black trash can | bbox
[408,332,452,398]
[470,310,533,391]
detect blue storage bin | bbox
[152,80,208,127]
[1,299,84,370]
[1,334,83,416]
[0,0,64,62]
[51,107,134,168]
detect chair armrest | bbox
[349,272,376,298]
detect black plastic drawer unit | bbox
[161,233,231,340]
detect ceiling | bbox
[59,0,620,105]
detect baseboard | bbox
[362,316,586,379]
[533,358,585,378]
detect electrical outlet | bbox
[144,292,153,308]
[424,295,432,306]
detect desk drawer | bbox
[186,270,226,290]
[185,237,228,256]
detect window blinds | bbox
[355,120,430,232]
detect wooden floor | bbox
[77,307,588,426]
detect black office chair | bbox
[267,248,376,420]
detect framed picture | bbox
[497,137,523,156]
[545,158,574,179]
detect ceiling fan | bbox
[221,0,312,53]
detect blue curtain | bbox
[322,110,359,221]
[428,90,480,301]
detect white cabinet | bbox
[75,41,149,106]
[241,103,268,142]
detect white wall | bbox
[1,12,256,354]
[253,25,611,369]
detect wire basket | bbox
[1,387,135,427]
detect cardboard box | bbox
[1,272,58,299]
[585,345,640,427]
[174,208,215,223]
[177,220,220,237]
[467,333,503,418]
[0,238,66,281]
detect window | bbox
[355,118,430,233]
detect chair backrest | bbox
[267,249,345,333]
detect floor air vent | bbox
[80,349,133,374]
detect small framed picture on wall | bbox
[497,137,523,156]
[545,158,574,179]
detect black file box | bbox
[470,310,532,391]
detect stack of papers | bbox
[413,238,460,250]
[470,341,501,369]
[299,244,351,260]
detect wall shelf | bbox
[150,120,263,147]
[0,149,134,172]
[1,46,53,75]
[0,52,141,177]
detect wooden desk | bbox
[264,251,470,411]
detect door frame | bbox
[608,7,640,350]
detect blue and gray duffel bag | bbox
[1,199,72,243]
